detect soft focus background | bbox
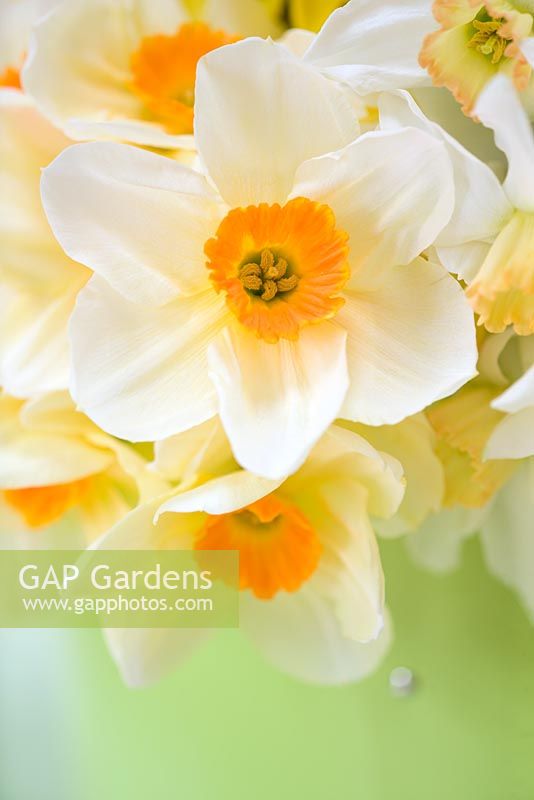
[1,536,533,800]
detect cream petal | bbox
[42,142,226,305]
[241,590,392,685]
[307,481,386,642]
[378,90,512,247]
[277,28,317,58]
[195,37,360,207]
[492,366,534,414]
[338,258,478,425]
[63,118,196,149]
[435,242,493,284]
[104,627,210,688]
[156,469,282,518]
[22,0,187,137]
[480,460,534,622]
[91,497,209,686]
[153,418,234,484]
[0,396,114,489]
[485,408,534,460]
[290,128,454,290]
[406,506,485,573]
[345,415,444,537]
[475,76,534,212]
[207,322,349,480]
[70,276,229,442]
[303,0,434,92]
[0,281,79,397]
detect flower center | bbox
[239,249,299,302]
[0,65,21,89]
[4,478,92,528]
[206,198,350,343]
[468,14,511,64]
[195,494,322,600]
[130,22,239,134]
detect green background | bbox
[1,538,532,800]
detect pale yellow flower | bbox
[95,421,404,686]
[0,392,166,544]
[22,0,278,148]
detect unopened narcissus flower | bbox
[420,0,534,115]
[94,421,404,686]
[0,90,89,396]
[0,392,166,545]
[41,38,477,480]
[22,0,278,148]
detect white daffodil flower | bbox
[419,0,534,116]
[0,90,89,396]
[379,80,534,336]
[22,0,279,148]
[42,38,477,480]
[0,391,167,545]
[94,422,404,687]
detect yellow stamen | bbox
[468,18,510,64]
[239,248,299,302]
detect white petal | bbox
[520,37,534,69]
[207,322,349,480]
[485,409,534,460]
[104,627,210,688]
[0,281,79,397]
[475,76,534,211]
[64,117,196,149]
[195,37,359,207]
[291,128,454,290]
[42,142,226,305]
[347,415,444,537]
[378,90,512,247]
[435,242,492,283]
[492,366,534,413]
[91,497,209,687]
[303,0,434,93]
[156,470,282,518]
[153,418,233,483]
[480,461,534,622]
[70,276,229,441]
[339,258,478,425]
[0,396,114,489]
[22,0,186,136]
[406,506,485,573]
[242,590,392,685]
[278,28,316,58]
[308,481,385,641]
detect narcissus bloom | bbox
[408,330,534,619]
[379,82,534,335]
[94,421,404,686]
[42,38,477,480]
[22,0,278,148]
[0,91,89,396]
[0,392,165,544]
[420,0,534,115]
